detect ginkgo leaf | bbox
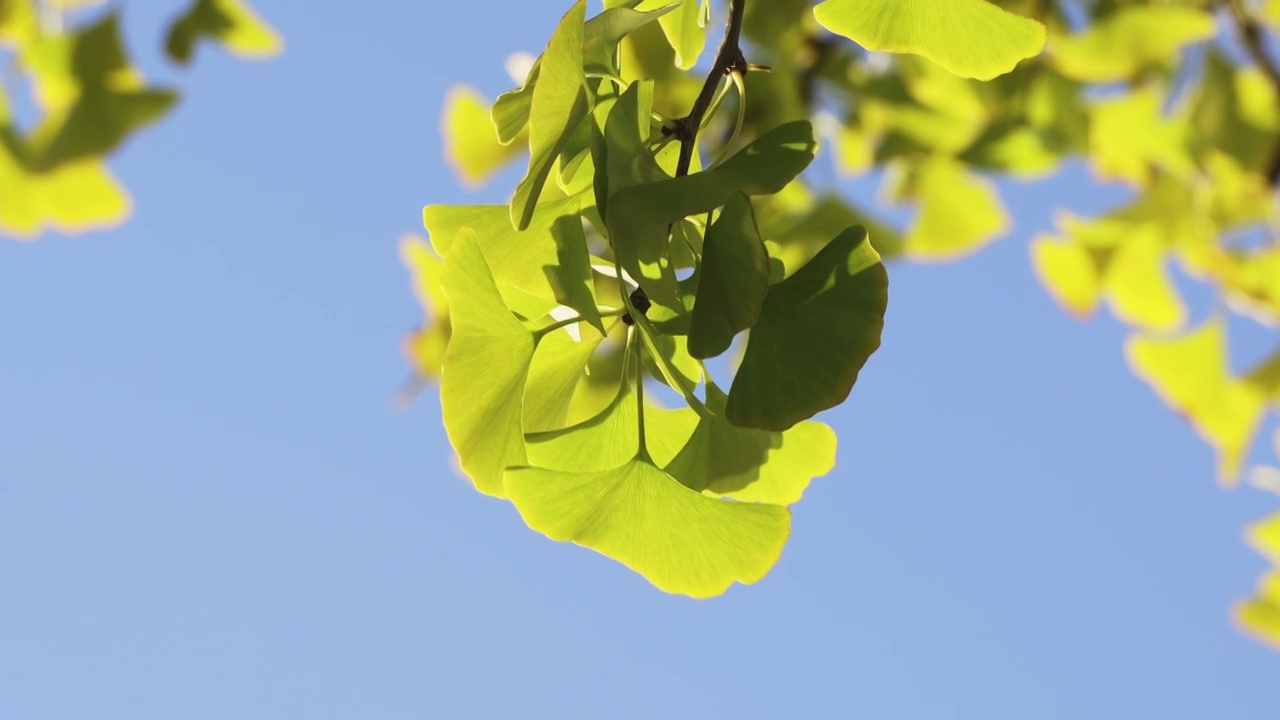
[423,194,603,333]
[607,120,817,312]
[665,383,836,504]
[165,0,283,65]
[492,1,678,145]
[1031,234,1103,319]
[813,0,1046,80]
[526,374,699,473]
[960,122,1061,178]
[30,87,178,170]
[524,326,608,433]
[1222,246,1280,325]
[493,60,540,146]
[505,457,790,598]
[1236,570,1280,650]
[728,226,888,431]
[0,141,130,239]
[766,192,904,272]
[1089,85,1196,187]
[512,0,591,231]
[1237,484,1280,650]
[585,1,681,75]
[400,236,450,380]
[613,121,818,221]
[1126,318,1268,484]
[443,85,526,188]
[1050,6,1214,83]
[1103,225,1185,332]
[600,79,669,209]
[900,156,1009,261]
[1248,512,1280,563]
[688,192,770,359]
[439,230,536,497]
[641,0,706,70]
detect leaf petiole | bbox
[533,307,629,342]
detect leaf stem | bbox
[631,327,651,461]
[533,308,628,341]
[706,70,747,170]
[627,304,714,420]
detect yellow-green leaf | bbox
[512,0,590,230]
[165,0,283,64]
[665,383,836,505]
[443,84,527,188]
[813,0,1046,80]
[1126,318,1267,484]
[400,235,450,380]
[0,146,130,240]
[901,156,1009,261]
[641,0,706,69]
[439,230,536,497]
[505,457,790,598]
[1050,6,1214,83]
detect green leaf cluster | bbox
[416,0,908,596]
[420,0,1280,647]
[0,0,280,240]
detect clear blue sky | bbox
[2,2,1277,718]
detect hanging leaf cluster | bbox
[413,0,1280,642]
[406,0,1053,597]
[0,0,280,240]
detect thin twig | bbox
[1228,0,1280,88]
[1226,0,1280,181]
[628,0,750,318]
[667,0,749,180]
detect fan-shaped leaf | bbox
[688,193,769,359]
[505,457,789,598]
[727,226,888,430]
[813,0,1046,80]
[439,230,536,497]
[512,0,591,230]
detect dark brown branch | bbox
[1228,0,1280,88]
[1226,0,1280,182]
[626,0,748,322]
[667,0,748,179]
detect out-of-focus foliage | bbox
[412,0,1280,644]
[0,0,280,240]
[1238,431,1280,649]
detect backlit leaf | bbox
[165,0,282,65]
[688,192,770,359]
[643,0,706,70]
[1050,6,1213,83]
[901,156,1009,261]
[439,230,536,497]
[512,0,591,230]
[401,236,450,380]
[1031,234,1102,319]
[1236,571,1280,650]
[666,383,836,504]
[0,143,130,239]
[423,195,603,332]
[607,121,817,312]
[526,375,698,473]
[505,457,790,598]
[1126,318,1267,483]
[813,0,1046,80]
[524,326,608,433]
[727,226,888,431]
[443,85,526,188]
